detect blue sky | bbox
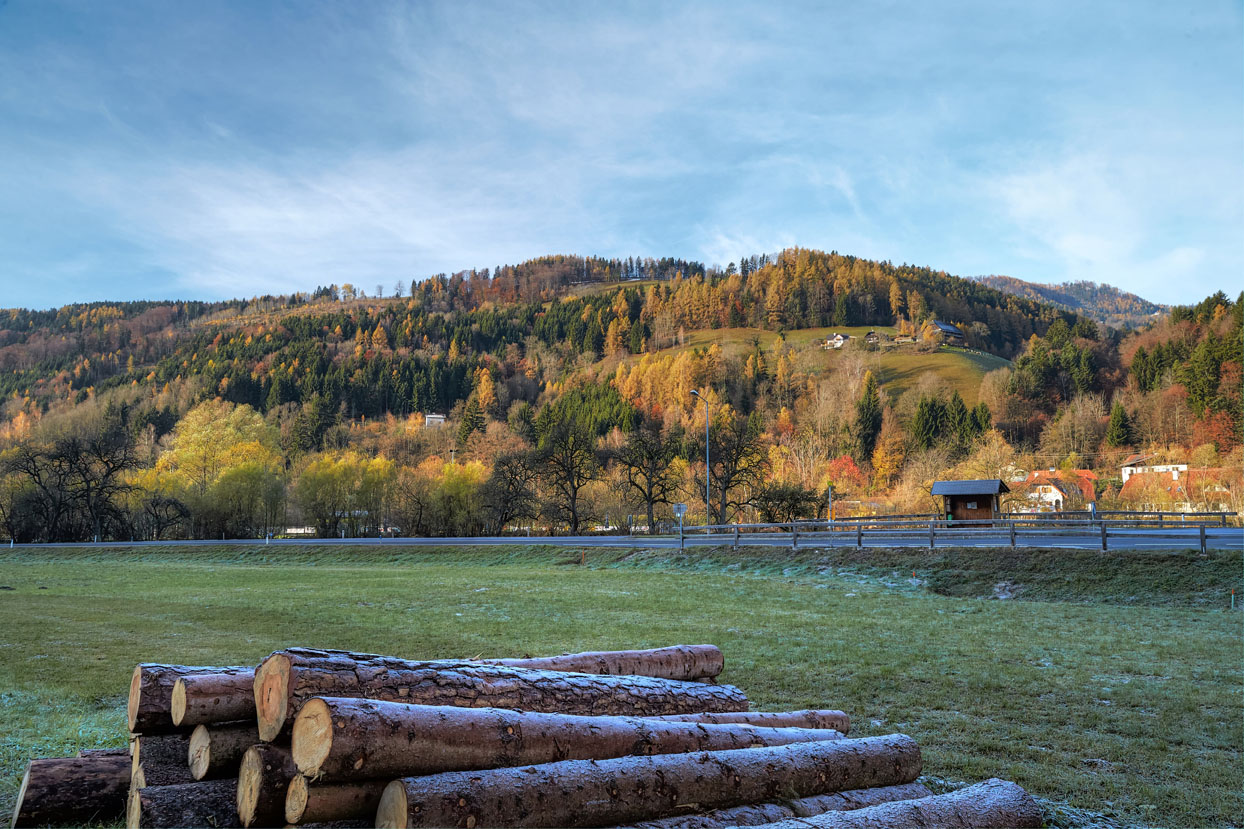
[1,0,1240,309]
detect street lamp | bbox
[690,390,710,533]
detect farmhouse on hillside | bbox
[930,320,966,346]
[931,479,1009,521]
[824,332,850,349]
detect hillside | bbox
[974,275,1165,330]
[0,248,1238,545]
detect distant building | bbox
[1120,455,1186,484]
[931,479,1009,521]
[1119,467,1237,512]
[424,413,447,428]
[930,320,966,346]
[1018,469,1097,511]
[824,333,851,349]
[864,330,880,344]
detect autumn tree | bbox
[706,410,768,524]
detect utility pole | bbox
[691,389,711,533]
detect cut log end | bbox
[127,665,143,732]
[237,748,263,827]
[285,775,309,825]
[188,725,211,781]
[10,764,31,829]
[374,781,407,829]
[125,787,141,829]
[170,680,188,727]
[291,698,333,777]
[255,654,291,742]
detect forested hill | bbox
[0,248,1081,419]
[974,276,1165,330]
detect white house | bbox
[824,333,850,349]
[1120,454,1186,484]
[424,413,447,428]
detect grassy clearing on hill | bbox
[623,325,1008,405]
[0,544,1238,827]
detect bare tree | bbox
[480,451,539,534]
[536,417,600,535]
[612,420,680,534]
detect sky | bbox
[0,0,1240,309]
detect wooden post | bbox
[1100,522,1108,552]
[856,525,862,549]
[928,521,935,550]
[1009,523,1016,549]
[791,527,798,549]
[733,527,739,548]
[1200,525,1206,554]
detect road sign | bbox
[673,503,687,517]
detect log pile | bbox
[9,643,1043,829]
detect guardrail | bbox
[673,512,1239,553]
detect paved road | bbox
[6,527,1241,551]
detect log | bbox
[173,671,258,727]
[238,744,298,828]
[190,723,262,780]
[285,778,388,825]
[133,761,195,790]
[617,783,934,828]
[129,663,251,733]
[481,645,724,682]
[126,779,240,829]
[742,778,1042,828]
[9,753,130,828]
[254,648,748,742]
[293,698,842,782]
[647,710,849,734]
[131,733,192,786]
[77,747,129,759]
[374,733,921,829]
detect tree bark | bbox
[284,777,388,825]
[292,698,842,781]
[254,648,748,742]
[132,761,195,790]
[237,744,298,828]
[126,779,239,829]
[617,783,933,828]
[480,645,724,682]
[129,663,251,733]
[131,733,192,787]
[9,753,130,828]
[189,723,261,780]
[375,733,921,829]
[646,711,849,734]
[173,671,257,727]
[740,779,1042,829]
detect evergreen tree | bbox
[458,397,485,445]
[911,396,946,450]
[1106,402,1133,447]
[853,371,882,462]
[946,391,969,444]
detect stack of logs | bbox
[9,644,1041,829]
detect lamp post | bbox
[690,390,710,533]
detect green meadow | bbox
[0,544,1238,827]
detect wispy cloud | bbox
[0,1,1239,307]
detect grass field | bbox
[0,544,1239,827]
[625,325,1009,406]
